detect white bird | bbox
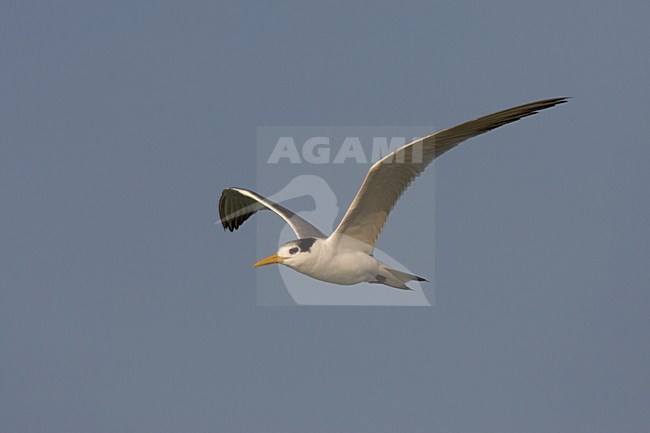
[219,98,568,290]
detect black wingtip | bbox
[544,96,571,107]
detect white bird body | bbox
[219,98,568,290]
[289,239,378,285]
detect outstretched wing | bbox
[219,187,327,239]
[332,97,569,252]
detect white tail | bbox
[370,265,428,290]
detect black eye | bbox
[289,247,299,255]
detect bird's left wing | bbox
[331,97,568,252]
[219,187,326,239]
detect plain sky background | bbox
[1,1,649,432]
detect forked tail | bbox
[370,266,428,290]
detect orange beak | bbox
[252,253,284,268]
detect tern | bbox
[219,97,568,290]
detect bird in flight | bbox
[219,97,568,290]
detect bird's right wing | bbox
[219,187,326,239]
[331,97,569,252]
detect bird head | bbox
[253,237,319,269]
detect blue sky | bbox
[1,1,649,432]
